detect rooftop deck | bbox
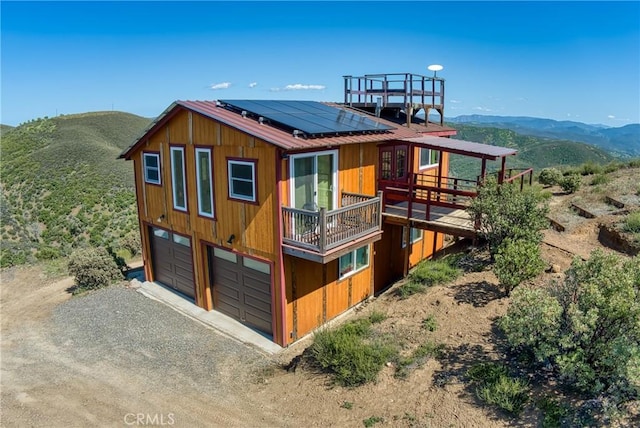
[343,73,445,126]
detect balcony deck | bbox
[383,202,476,238]
[282,192,383,263]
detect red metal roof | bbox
[403,135,517,160]
[120,100,454,159]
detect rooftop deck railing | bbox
[343,73,445,109]
[282,192,382,254]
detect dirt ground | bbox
[1,172,637,428]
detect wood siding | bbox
[132,108,284,345]
[281,142,377,341]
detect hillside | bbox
[1,124,15,136]
[0,112,151,267]
[448,115,640,157]
[448,124,615,180]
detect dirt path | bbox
[1,266,283,428]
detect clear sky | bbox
[2,1,639,127]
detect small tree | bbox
[560,174,581,194]
[500,250,640,404]
[467,177,549,255]
[538,168,563,187]
[68,247,123,292]
[494,238,545,295]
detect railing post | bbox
[319,208,327,253]
[377,191,383,229]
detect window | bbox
[338,245,370,279]
[170,146,187,211]
[195,148,214,217]
[228,159,257,202]
[419,148,439,169]
[143,153,161,185]
[401,227,423,248]
[172,233,191,247]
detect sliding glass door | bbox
[291,151,337,211]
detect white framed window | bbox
[143,153,161,185]
[402,227,423,248]
[170,146,187,212]
[338,245,370,280]
[228,159,257,203]
[419,148,439,170]
[195,148,214,217]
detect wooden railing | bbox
[503,168,534,190]
[380,173,478,221]
[282,192,382,254]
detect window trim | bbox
[142,152,161,185]
[170,146,188,212]
[195,147,215,218]
[419,148,439,170]
[401,227,423,248]
[338,245,370,280]
[227,158,258,204]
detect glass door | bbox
[291,151,337,211]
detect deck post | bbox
[499,157,506,184]
[377,191,383,229]
[480,158,487,183]
[437,152,443,202]
[319,208,327,253]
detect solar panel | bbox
[220,100,393,137]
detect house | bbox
[120,72,532,347]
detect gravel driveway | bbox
[1,283,282,427]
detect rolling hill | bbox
[0,112,151,267]
[447,115,640,157]
[0,109,634,268]
[446,123,616,180]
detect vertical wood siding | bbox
[132,108,283,345]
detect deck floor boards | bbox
[383,201,476,237]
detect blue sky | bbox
[2,1,639,127]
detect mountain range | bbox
[446,115,640,157]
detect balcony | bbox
[381,169,534,238]
[282,192,383,263]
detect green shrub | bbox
[396,281,425,299]
[500,251,640,404]
[410,258,461,287]
[67,247,123,293]
[309,319,397,386]
[35,245,61,261]
[560,174,581,193]
[363,416,384,427]
[467,362,529,416]
[120,231,141,257]
[494,238,545,295]
[623,211,640,234]
[421,314,438,332]
[395,340,445,379]
[537,397,571,428]
[368,310,387,324]
[590,174,610,186]
[579,162,603,176]
[341,401,353,410]
[538,168,563,186]
[604,161,623,174]
[467,177,549,255]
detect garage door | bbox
[208,247,272,335]
[150,227,195,299]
